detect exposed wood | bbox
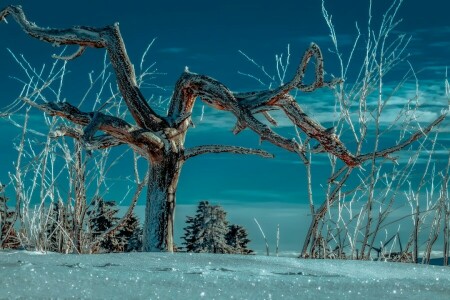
[23,98,165,151]
[50,126,124,150]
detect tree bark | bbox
[143,151,184,252]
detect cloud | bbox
[429,41,450,48]
[158,47,187,54]
[393,149,450,165]
[220,189,284,200]
[1,112,51,137]
[296,34,356,47]
[413,26,450,37]
[189,105,237,131]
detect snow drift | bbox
[1,251,449,299]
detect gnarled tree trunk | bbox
[144,146,184,252]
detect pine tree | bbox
[87,197,143,253]
[182,215,197,252]
[182,201,232,254]
[182,201,253,254]
[197,203,231,253]
[0,184,19,249]
[226,224,253,255]
[126,224,143,252]
[87,197,121,253]
[117,212,141,252]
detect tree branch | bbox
[166,44,345,164]
[277,94,361,166]
[357,112,448,163]
[184,145,274,160]
[5,6,444,169]
[1,5,167,131]
[235,43,342,111]
[23,98,164,151]
[50,125,124,150]
[168,71,305,160]
[52,46,86,61]
[327,112,448,182]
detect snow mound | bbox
[1,250,449,299]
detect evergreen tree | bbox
[195,203,231,253]
[226,224,253,255]
[182,215,197,252]
[126,224,143,252]
[0,184,19,249]
[87,197,121,253]
[87,197,142,253]
[117,211,141,252]
[182,201,253,254]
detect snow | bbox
[1,251,449,299]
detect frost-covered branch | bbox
[277,95,360,166]
[52,46,86,61]
[168,70,304,160]
[0,5,166,131]
[22,98,164,151]
[184,145,274,160]
[50,125,124,150]
[357,113,447,163]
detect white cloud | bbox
[296,34,356,47]
[158,47,187,54]
[220,189,284,200]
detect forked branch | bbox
[168,71,305,160]
[22,98,164,151]
[0,5,166,131]
[357,113,448,162]
[50,125,124,150]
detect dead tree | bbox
[1,5,446,252]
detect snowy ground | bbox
[1,251,449,299]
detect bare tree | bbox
[1,5,446,252]
[293,0,449,260]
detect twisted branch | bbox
[357,113,447,162]
[22,98,164,151]
[184,145,274,160]
[1,5,166,131]
[168,71,305,160]
[50,125,124,150]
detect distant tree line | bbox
[44,196,143,253]
[0,184,142,253]
[2,185,253,255]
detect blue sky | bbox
[0,0,449,253]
